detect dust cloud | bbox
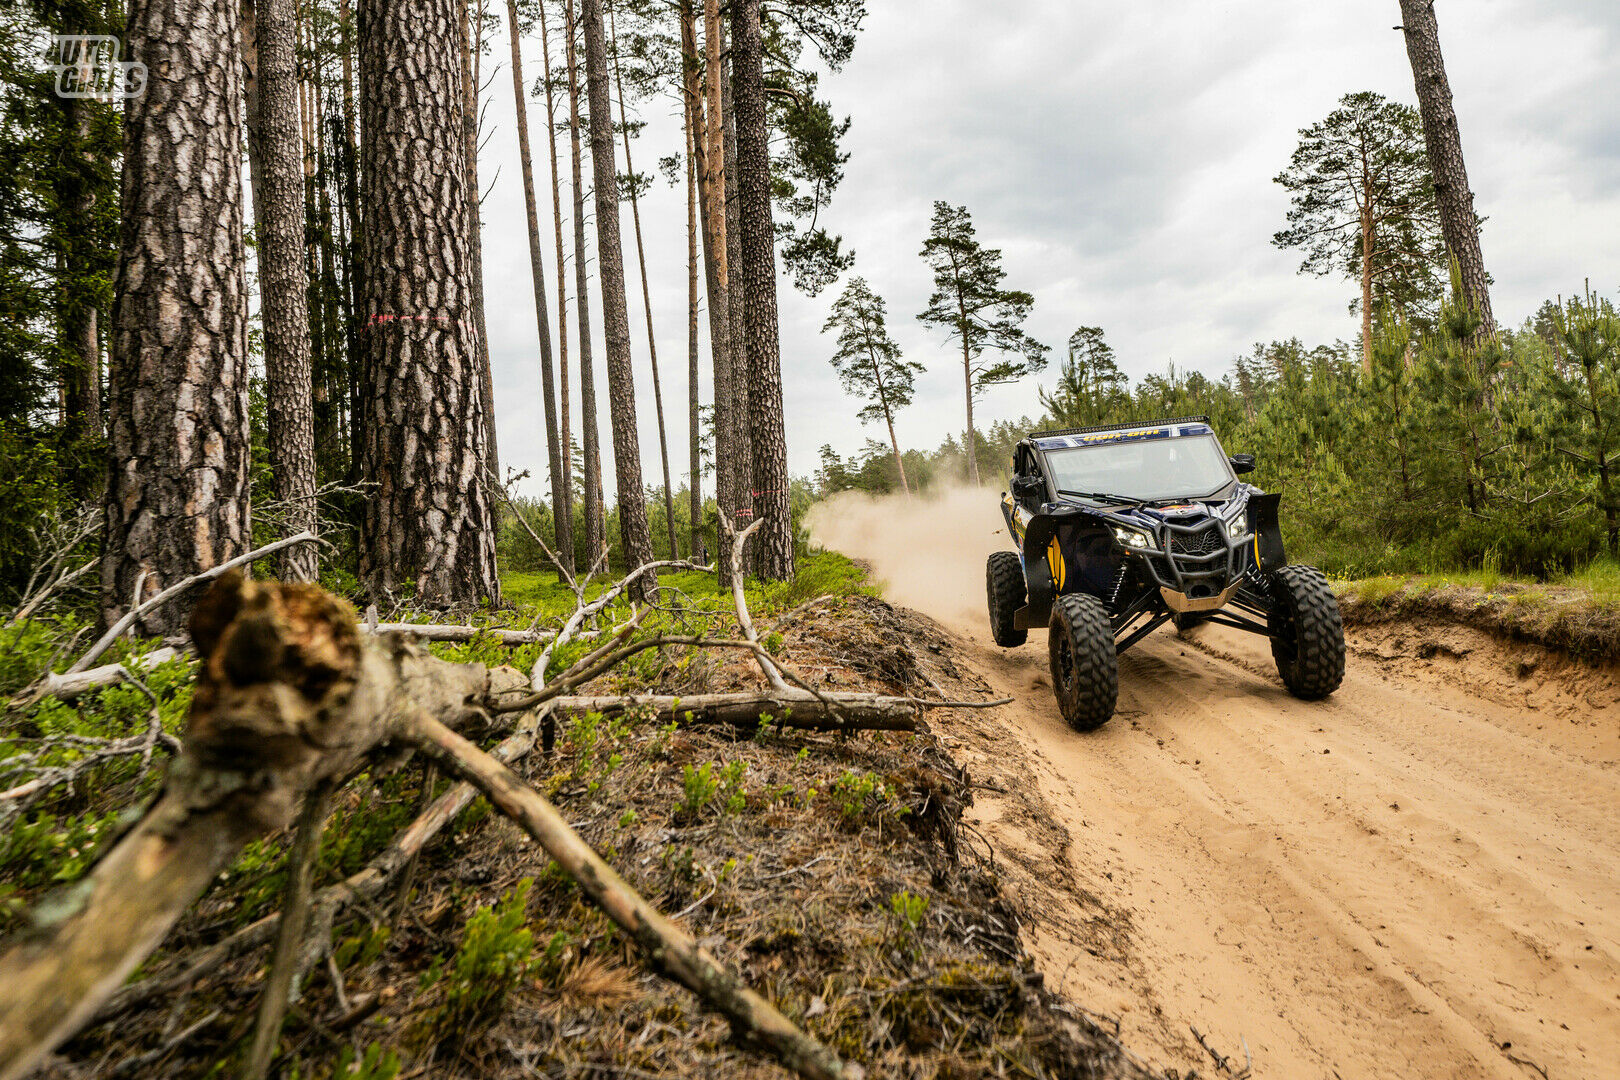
[805,486,1013,635]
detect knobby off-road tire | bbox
[1267,564,1345,699]
[986,550,1028,647]
[1048,593,1118,731]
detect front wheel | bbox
[986,550,1028,647]
[1267,565,1345,699]
[1048,593,1118,731]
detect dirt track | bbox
[808,489,1619,1080]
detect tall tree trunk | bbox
[962,339,979,487]
[338,0,364,488]
[536,0,574,575]
[1360,203,1374,376]
[357,0,500,606]
[565,0,606,566]
[684,78,705,563]
[464,0,499,478]
[729,0,792,580]
[508,0,570,576]
[1398,0,1493,338]
[55,96,103,457]
[243,0,319,581]
[580,0,655,593]
[609,0,678,559]
[720,39,752,547]
[684,0,736,582]
[868,350,910,496]
[103,0,252,634]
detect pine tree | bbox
[563,0,607,566]
[731,0,792,579]
[580,0,656,590]
[1550,289,1620,555]
[506,0,570,577]
[1040,327,1128,427]
[822,277,922,495]
[243,0,319,581]
[917,201,1048,486]
[536,0,575,574]
[1272,91,1444,371]
[608,0,678,560]
[1398,0,1494,339]
[103,0,252,633]
[357,0,499,605]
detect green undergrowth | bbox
[0,546,879,950]
[1335,557,1620,660]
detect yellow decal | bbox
[1047,538,1066,590]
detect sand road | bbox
[808,489,1619,1080]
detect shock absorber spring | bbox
[1108,563,1130,611]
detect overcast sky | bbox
[475,0,1620,501]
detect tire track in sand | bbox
[809,489,1620,1080]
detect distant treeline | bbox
[816,290,1620,581]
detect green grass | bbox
[500,547,875,621]
[1337,557,1620,609]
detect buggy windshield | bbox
[1044,434,1235,503]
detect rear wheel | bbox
[986,550,1028,647]
[1048,593,1118,731]
[1267,565,1345,699]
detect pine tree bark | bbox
[730,0,793,580]
[243,0,320,582]
[565,0,606,566]
[609,0,678,559]
[103,0,253,635]
[684,82,705,563]
[536,0,575,575]
[1398,0,1493,337]
[464,0,499,478]
[720,41,753,546]
[508,0,571,574]
[580,0,655,593]
[356,0,500,606]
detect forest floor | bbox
[4,557,1153,1080]
[809,488,1620,1080]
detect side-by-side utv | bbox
[988,416,1345,730]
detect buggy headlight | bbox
[1227,517,1247,540]
[1112,526,1156,550]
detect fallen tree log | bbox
[547,689,1008,730]
[23,647,181,702]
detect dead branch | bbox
[531,556,711,691]
[0,678,179,826]
[4,506,101,628]
[367,622,585,646]
[718,511,788,691]
[405,710,851,1080]
[67,531,319,674]
[88,712,547,1027]
[19,646,181,703]
[246,780,333,1080]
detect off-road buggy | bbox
[987,416,1345,730]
